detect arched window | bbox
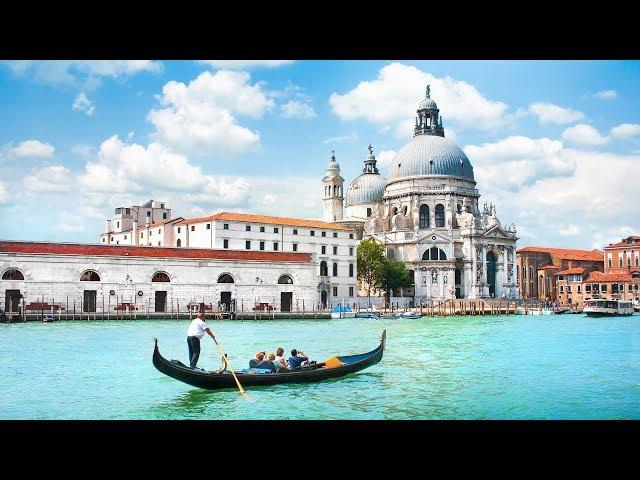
[80,270,100,281]
[278,274,293,284]
[392,207,398,216]
[217,274,234,283]
[320,261,328,276]
[349,264,354,277]
[403,206,408,215]
[435,204,445,227]
[152,272,170,282]
[457,204,462,214]
[176,239,181,247]
[332,262,338,276]
[419,204,430,228]
[2,269,24,280]
[422,248,446,261]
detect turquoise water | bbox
[1,314,639,419]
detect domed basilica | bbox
[322,86,518,300]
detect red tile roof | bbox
[605,236,640,249]
[554,267,585,276]
[584,270,632,283]
[177,211,354,231]
[0,241,311,263]
[517,246,603,262]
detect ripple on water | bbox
[1,315,639,419]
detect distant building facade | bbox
[516,247,604,302]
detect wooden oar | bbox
[212,337,247,396]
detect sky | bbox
[0,60,638,250]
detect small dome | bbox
[326,152,340,172]
[345,173,386,207]
[388,134,475,181]
[418,97,438,110]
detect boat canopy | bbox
[331,304,353,313]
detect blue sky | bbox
[1,60,639,249]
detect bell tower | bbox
[322,150,344,222]
[414,84,445,138]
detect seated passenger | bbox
[274,347,288,369]
[287,349,309,370]
[249,351,276,373]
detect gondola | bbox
[153,330,386,391]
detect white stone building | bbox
[0,241,316,315]
[335,86,518,300]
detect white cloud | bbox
[528,102,585,124]
[4,60,162,90]
[198,60,294,69]
[6,140,55,159]
[24,165,72,192]
[72,92,95,116]
[464,136,573,191]
[557,224,582,236]
[0,181,7,203]
[71,144,96,158]
[561,124,609,146]
[182,176,251,206]
[323,132,358,144]
[594,90,618,100]
[611,123,640,139]
[148,70,273,156]
[376,149,398,169]
[329,62,509,138]
[281,100,316,119]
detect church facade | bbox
[323,87,519,300]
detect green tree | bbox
[356,238,386,306]
[380,258,413,303]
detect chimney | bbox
[132,221,138,246]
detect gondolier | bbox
[187,312,216,369]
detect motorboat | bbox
[583,299,634,317]
[354,311,381,318]
[330,304,356,319]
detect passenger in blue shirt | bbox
[287,349,309,369]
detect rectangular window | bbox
[246,241,251,250]
[102,238,105,242]
[608,259,612,268]
[246,225,251,232]
[349,233,354,239]
[149,230,152,235]
[116,221,119,228]
[177,227,181,233]
[116,240,119,244]
[293,229,298,235]
[158,241,161,246]
[223,223,229,230]
[619,258,623,268]
[629,284,633,292]
[601,284,608,292]
[567,285,572,293]
[293,243,298,252]
[321,246,326,254]
[349,287,354,297]
[124,235,127,240]
[223,239,229,249]
[260,226,265,232]
[612,284,619,293]
[366,208,372,218]
[259,241,265,251]
[190,226,194,231]
[147,211,151,217]
[274,227,279,233]
[558,275,564,280]
[310,230,315,236]
[349,247,354,256]
[273,242,279,251]
[163,213,167,219]
[158,229,161,233]
[140,232,144,238]
[586,284,591,293]
[321,231,326,237]
[333,286,338,296]
[333,232,338,238]
[577,285,581,293]
[560,286,564,293]
[206,223,211,230]
[333,246,338,255]
[126,208,130,214]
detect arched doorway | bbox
[486,251,497,297]
[321,290,327,308]
[217,273,234,311]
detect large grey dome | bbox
[388,134,475,181]
[345,173,386,207]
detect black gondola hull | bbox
[153,331,385,391]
